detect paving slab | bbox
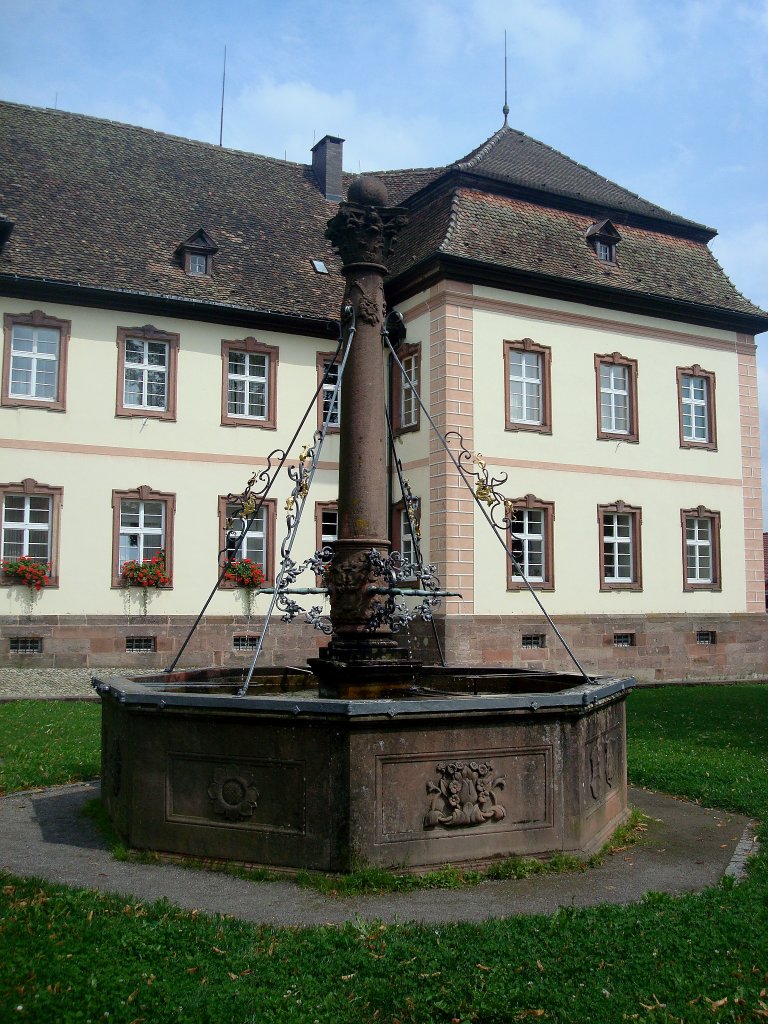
[0,782,757,926]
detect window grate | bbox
[125,636,156,653]
[521,634,546,650]
[696,630,717,646]
[613,632,635,648]
[233,635,260,651]
[9,636,43,655]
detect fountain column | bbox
[309,175,414,699]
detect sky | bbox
[2,0,768,521]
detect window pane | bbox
[125,340,144,363]
[146,342,168,367]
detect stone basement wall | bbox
[0,613,766,683]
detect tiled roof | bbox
[389,189,765,319]
[0,101,764,330]
[0,101,345,323]
[451,126,711,232]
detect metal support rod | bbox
[384,334,592,683]
[238,311,356,695]
[165,320,348,673]
[384,394,446,666]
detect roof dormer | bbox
[176,228,218,277]
[586,219,622,263]
[0,215,14,254]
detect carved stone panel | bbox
[376,747,552,843]
[166,753,306,834]
[586,726,622,807]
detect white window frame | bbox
[2,493,52,562]
[119,499,166,570]
[510,508,545,582]
[123,338,169,411]
[320,506,338,547]
[508,350,543,426]
[685,515,713,584]
[187,253,208,276]
[228,351,268,420]
[9,324,60,402]
[400,352,418,429]
[602,512,634,583]
[227,501,267,568]
[600,363,629,434]
[322,359,341,428]
[681,374,709,443]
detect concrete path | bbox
[0,782,757,926]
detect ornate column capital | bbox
[325,175,408,269]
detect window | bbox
[221,338,278,429]
[111,486,175,587]
[176,228,217,277]
[218,496,276,586]
[392,343,421,434]
[696,630,717,645]
[677,365,717,450]
[9,637,43,655]
[188,253,208,276]
[595,240,615,262]
[507,495,554,590]
[586,219,621,264]
[316,502,338,552]
[2,310,70,412]
[1,478,62,586]
[233,635,260,651]
[599,501,642,591]
[317,352,341,431]
[595,353,638,442]
[613,632,636,648]
[521,634,546,649]
[503,339,552,434]
[681,507,721,591]
[116,326,179,421]
[125,636,156,653]
[315,502,337,583]
[391,498,421,572]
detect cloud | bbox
[221,77,446,170]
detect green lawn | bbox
[1,686,767,1023]
[0,700,100,794]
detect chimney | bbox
[311,135,344,202]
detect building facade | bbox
[1,100,766,680]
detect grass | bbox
[81,794,647,895]
[1,685,767,1022]
[0,701,100,794]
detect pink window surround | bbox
[2,310,71,412]
[115,325,179,422]
[220,337,279,430]
[111,485,175,588]
[0,478,63,586]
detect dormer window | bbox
[0,216,14,253]
[176,228,218,278]
[586,219,621,264]
[188,253,208,276]
[595,240,615,263]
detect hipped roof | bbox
[0,101,764,334]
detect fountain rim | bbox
[93,670,635,718]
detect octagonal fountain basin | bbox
[94,665,635,873]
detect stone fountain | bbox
[94,176,634,872]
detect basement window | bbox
[125,636,156,653]
[233,634,259,651]
[613,632,635,648]
[9,636,43,655]
[696,630,717,646]
[521,634,546,649]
